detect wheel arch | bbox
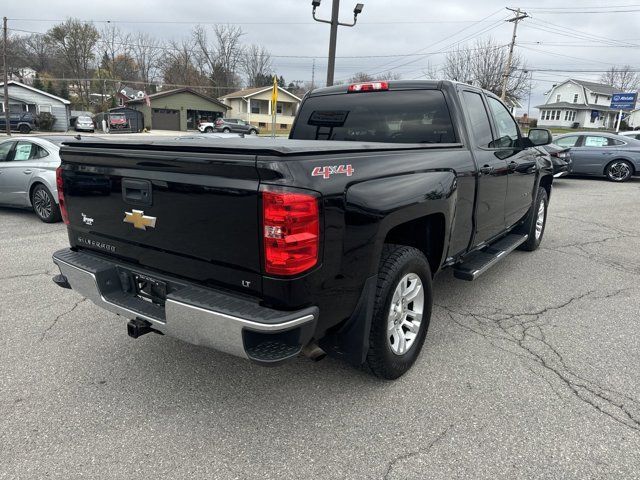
[383,213,446,275]
[28,178,58,206]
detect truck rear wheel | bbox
[366,245,433,380]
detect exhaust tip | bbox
[302,343,327,362]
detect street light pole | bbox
[3,17,10,136]
[312,0,364,87]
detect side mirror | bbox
[528,128,553,146]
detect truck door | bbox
[486,96,538,227]
[460,90,508,246]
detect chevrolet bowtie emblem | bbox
[123,210,157,230]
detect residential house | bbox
[627,109,640,130]
[127,87,230,131]
[220,86,302,132]
[9,67,37,85]
[0,80,71,131]
[536,79,625,129]
[115,85,146,106]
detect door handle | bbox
[23,169,33,174]
[479,165,494,175]
[508,161,517,171]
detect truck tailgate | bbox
[59,144,262,295]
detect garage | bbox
[152,108,180,130]
[127,88,230,132]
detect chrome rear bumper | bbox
[52,249,317,362]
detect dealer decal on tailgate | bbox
[311,165,355,179]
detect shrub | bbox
[36,112,56,131]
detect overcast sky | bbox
[5,0,639,116]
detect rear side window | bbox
[584,136,610,147]
[292,90,456,144]
[462,91,493,148]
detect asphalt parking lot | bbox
[1,177,639,479]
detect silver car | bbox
[75,115,95,132]
[0,136,69,222]
[554,132,640,182]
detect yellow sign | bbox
[271,76,279,112]
[123,210,157,230]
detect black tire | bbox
[18,124,31,134]
[222,127,231,133]
[365,245,433,380]
[518,186,548,251]
[31,184,61,223]
[249,129,258,135]
[605,160,633,182]
[205,126,214,133]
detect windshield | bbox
[110,114,126,120]
[291,90,456,144]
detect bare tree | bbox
[242,44,272,87]
[346,72,401,83]
[442,37,529,102]
[600,66,640,92]
[22,34,57,73]
[46,19,99,107]
[160,38,209,90]
[131,32,161,91]
[193,24,244,97]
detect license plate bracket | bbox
[132,273,167,306]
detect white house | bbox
[536,79,625,129]
[627,109,640,129]
[0,80,71,131]
[219,86,302,132]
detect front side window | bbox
[462,91,493,148]
[292,90,456,144]
[487,96,519,148]
[0,141,15,161]
[556,136,580,148]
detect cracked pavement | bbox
[1,177,640,479]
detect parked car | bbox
[0,136,80,222]
[52,80,554,379]
[554,132,640,182]
[74,115,95,132]
[0,112,36,134]
[199,118,259,135]
[540,143,573,178]
[619,131,640,141]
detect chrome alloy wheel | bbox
[608,161,631,181]
[387,273,424,356]
[33,188,52,219]
[535,197,546,240]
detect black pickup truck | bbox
[52,80,553,379]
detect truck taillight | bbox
[56,167,69,225]
[262,189,319,276]
[348,81,389,93]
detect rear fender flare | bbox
[344,171,457,277]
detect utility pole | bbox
[312,0,364,87]
[3,17,10,136]
[311,58,316,90]
[500,7,528,101]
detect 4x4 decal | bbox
[311,164,355,179]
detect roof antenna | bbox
[74,134,81,140]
